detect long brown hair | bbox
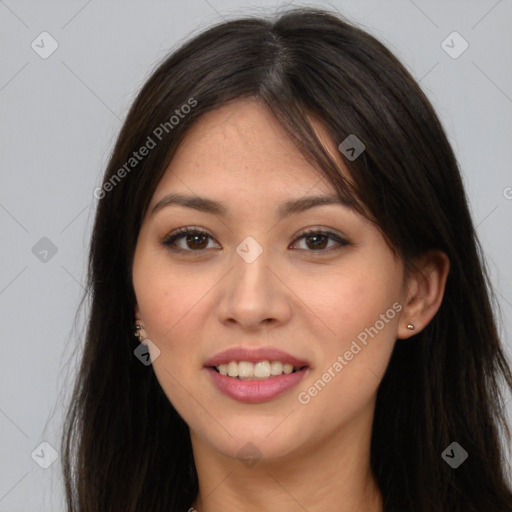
[61,7,512,511]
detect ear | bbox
[397,250,450,339]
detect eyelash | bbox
[160,226,350,255]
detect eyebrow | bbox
[151,192,354,219]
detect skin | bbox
[132,98,450,512]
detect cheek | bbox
[304,259,402,346]
[134,251,207,340]
[295,278,401,435]
[133,255,225,395]
[296,253,402,405]
[133,259,211,416]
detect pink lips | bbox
[203,347,311,403]
[205,367,309,403]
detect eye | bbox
[160,227,350,254]
[161,227,219,254]
[290,228,350,253]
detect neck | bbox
[189,402,382,512]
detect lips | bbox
[203,347,311,403]
[203,346,310,368]
[205,366,310,402]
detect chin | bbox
[189,416,308,462]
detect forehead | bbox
[151,98,350,203]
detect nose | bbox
[216,243,292,331]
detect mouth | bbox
[203,347,311,401]
[204,361,310,403]
[208,361,309,380]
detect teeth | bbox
[216,360,299,380]
[254,361,271,377]
[227,361,238,377]
[270,361,283,375]
[283,363,294,375]
[239,361,254,379]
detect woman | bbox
[61,7,512,511]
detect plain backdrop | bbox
[1,1,511,510]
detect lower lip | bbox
[204,367,309,403]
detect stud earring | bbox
[407,323,415,331]
[134,323,145,342]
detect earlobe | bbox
[133,303,147,343]
[397,250,450,339]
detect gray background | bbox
[1,0,511,510]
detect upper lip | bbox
[204,347,310,368]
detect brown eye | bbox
[303,233,329,250]
[291,229,349,253]
[161,227,350,255]
[162,227,218,253]
[183,233,209,250]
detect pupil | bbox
[307,234,327,250]
[187,234,207,249]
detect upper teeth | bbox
[216,361,299,380]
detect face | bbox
[132,98,407,464]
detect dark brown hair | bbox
[61,7,512,511]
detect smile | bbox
[212,360,306,380]
[205,364,310,403]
